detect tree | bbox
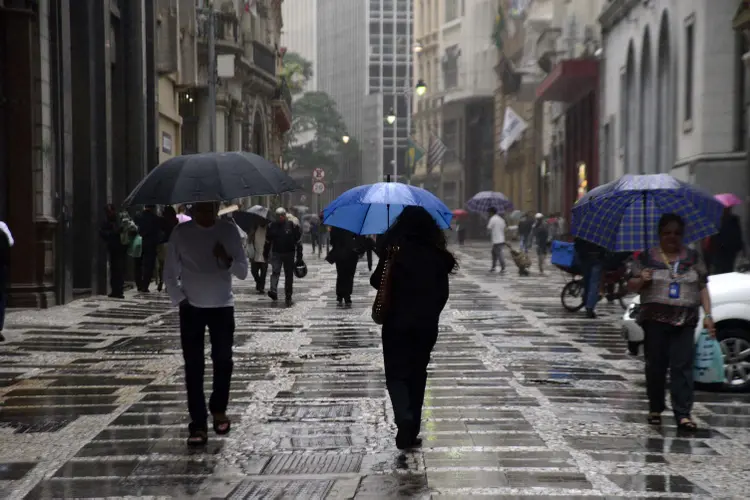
[280,51,313,95]
[286,91,351,179]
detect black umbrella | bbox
[123,152,299,207]
[233,205,269,233]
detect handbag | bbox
[694,331,725,384]
[127,235,143,259]
[372,246,398,325]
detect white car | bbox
[622,272,750,392]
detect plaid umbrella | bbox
[572,174,724,252]
[466,191,514,214]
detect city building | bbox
[179,0,290,167]
[1,0,157,306]
[413,0,497,215]
[281,0,318,93]
[534,0,604,216]
[600,0,747,225]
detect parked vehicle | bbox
[621,272,750,391]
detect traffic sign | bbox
[312,168,325,181]
[312,181,325,195]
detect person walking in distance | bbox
[163,201,249,446]
[249,217,269,294]
[135,205,162,292]
[264,208,302,306]
[99,204,131,299]
[330,227,367,307]
[532,213,549,274]
[486,207,507,273]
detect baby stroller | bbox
[505,243,531,276]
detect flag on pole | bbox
[405,137,426,175]
[427,133,448,173]
[499,106,528,151]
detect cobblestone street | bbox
[1,243,750,499]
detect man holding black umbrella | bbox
[163,201,249,446]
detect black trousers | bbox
[383,324,437,439]
[270,252,295,298]
[712,252,738,275]
[140,245,158,290]
[108,246,126,296]
[251,262,268,291]
[335,257,358,299]
[179,303,235,427]
[643,321,695,420]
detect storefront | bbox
[536,59,600,217]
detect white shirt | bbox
[487,214,507,245]
[164,219,249,308]
[0,221,13,247]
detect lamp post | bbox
[342,134,350,144]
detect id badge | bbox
[668,282,681,299]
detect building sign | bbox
[577,161,588,199]
[161,132,173,155]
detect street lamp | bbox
[415,79,427,96]
[414,42,423,53]
[386,108,396,125]
[342,135,350,144]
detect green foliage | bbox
[285,91,353,179]
[280,51,313,95]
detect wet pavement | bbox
[2,242,750,498]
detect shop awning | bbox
[536,59,599,103]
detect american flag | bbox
[427,133,447,173]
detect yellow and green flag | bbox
[405,138,426,175]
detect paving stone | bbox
[227,479,334,499]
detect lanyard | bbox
[659,249,680,279]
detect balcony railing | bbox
[252,41,276,77]
[197,11,240,50]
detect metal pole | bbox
[207,5,217,151]
[405,0,412,185]
[392,1,397,180]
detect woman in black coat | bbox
[370,206,458,449]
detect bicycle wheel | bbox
[561,279,586,312]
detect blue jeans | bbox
[584,262,602,310]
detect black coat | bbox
[0,231,9,284]
[136,210,162,248]
[264,220,302,257]
[370,240,454,331]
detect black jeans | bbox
[0,279,6,332]
[383,324,437,440]
[140,245,158,290]
[108,245,126,296]
[251,262,268,291]
[643,321,695,420]
[335,257,358,300]
[179,303,235,428]
[270,252,295,298]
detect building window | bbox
[442,45,460,89]
[445,0,459,22]
[683,15,695,130]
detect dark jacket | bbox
[370,240,455,330]
[713,214,744,256]
[330,227,364,260]
[136,210,162,248]
[161,216,178,244]
[99,217,124,251]
[574,237,605,263]
[264,219,302,257]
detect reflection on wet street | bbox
[1,243,750,498]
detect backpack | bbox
[118,211,138,246]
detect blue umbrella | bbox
[323,182,453,235]
[572,174,724,252]
[466,191,514,214]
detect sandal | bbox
[647,413,662,425]
[677,418,698,431]
[187,424,208,447]
[212,414,231,435]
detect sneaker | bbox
[268,290,278,301]
[0,332,5,342]
[586,308,597,319]
[285,297,293,307]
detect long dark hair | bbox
[382,206,458,272]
